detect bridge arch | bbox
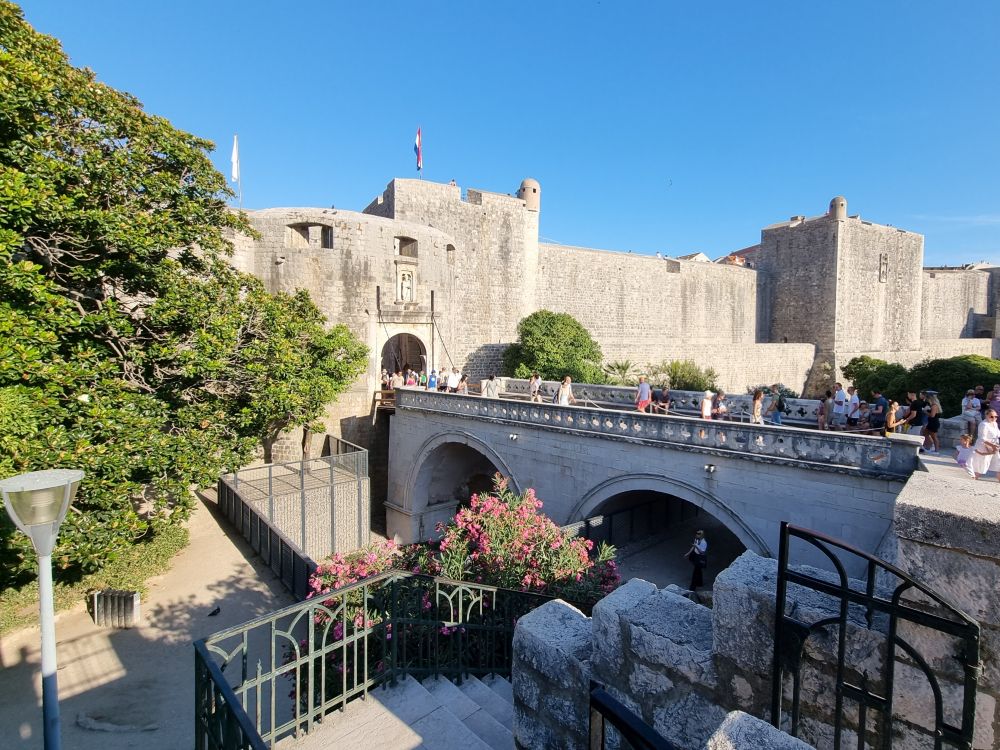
[571,473,771,557]
[403,431,522,515]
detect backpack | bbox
[776,393,786,411]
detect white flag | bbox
[230,134,240,183]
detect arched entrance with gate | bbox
[381,333,426,375]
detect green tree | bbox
[0,3,367,587]
[501,310,605,384]
[841,356,907,403]
[907,355,1000,416]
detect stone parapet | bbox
[395,388,920,480]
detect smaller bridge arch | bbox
[399,430,522,521]
[571,473,771,558]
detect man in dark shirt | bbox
[870,389,888,431]
[904,391,927,434]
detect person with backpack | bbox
[766,385,785,425]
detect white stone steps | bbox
[274,673,516,749]
[481,673,514,704]
[457,675,514,728]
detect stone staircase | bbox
[276,673,514,750]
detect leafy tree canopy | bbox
[0,2,367,587]
[501,310,605,384]
[842,354,1000,415]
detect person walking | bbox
[557,376,576,406]
[446,367,461,393]
[962,389,983,435]
[846,386,860,428]
[700,390,713,420]
[832,383,847,428]
[684,530,708,591]
[711,390,728,420]
[765,385,785,425]
[427,369,438,391]
[924,390,942,454]
[635,375,652,413]
[529,372,543,403]
[966,408,1000,481]
[869,389,888,433]
[456,373,469,395]
[751,389,764,424]
[483,374,500,398]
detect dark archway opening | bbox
[381,333,426,375]
[413,443,502,527]
[579,490,746,591]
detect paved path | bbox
[0,494,295,749]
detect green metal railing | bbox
[194,571,556,749]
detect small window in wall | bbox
[286,224,310,248]
[878,253,888,283]
[446,244,456,265]
[321,226,334,249]
[399,270,414,302]
[397,236,418,258]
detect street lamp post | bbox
[0,469,84,750]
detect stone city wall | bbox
[921,268,993,339]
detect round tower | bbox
[518,178,541,212]
[829,196,847,220]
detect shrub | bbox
[747,383,799,399]
[604,359,639,386]
[435,476,619,602]
[502,310,605,384]
[648,359,719,392]
[907,355,1000,416]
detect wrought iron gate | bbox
[770,522,981,749]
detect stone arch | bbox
[402,431,522,515]
[570,473,770,557]
[381,333,426,375]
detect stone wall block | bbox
[627,589,717,689]
[712,552,780,676]
[652,691,728,749]
[591,578,658,681]
[512,600,592,749]
[705,710,814,749]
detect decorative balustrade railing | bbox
[395,389,920,479]
[194,571,558,749]
[502,378,822,426]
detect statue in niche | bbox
[399,271,413,302]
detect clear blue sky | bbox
[18,1,1000,266]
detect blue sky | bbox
[18,1,1000,266]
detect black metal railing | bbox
[589,680,677,749]
[194,570,558,749]
[770,522,981,749]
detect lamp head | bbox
[1,469,83,554]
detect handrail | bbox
[195,639,269,750]
[589,681,677,750]
[196,569,571,747]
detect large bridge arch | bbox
[398,430,522,524]
[571,473,771,557]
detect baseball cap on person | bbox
[925,389,938,395]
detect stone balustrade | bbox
[394,388,920,480]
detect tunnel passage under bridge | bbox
[570,488,749,590]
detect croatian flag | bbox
[414,127,422,172]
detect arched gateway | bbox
[571,473,770,557]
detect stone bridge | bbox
[386,390,922,569]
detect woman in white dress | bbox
[557,376,576,406]
[966,408,1000,481]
